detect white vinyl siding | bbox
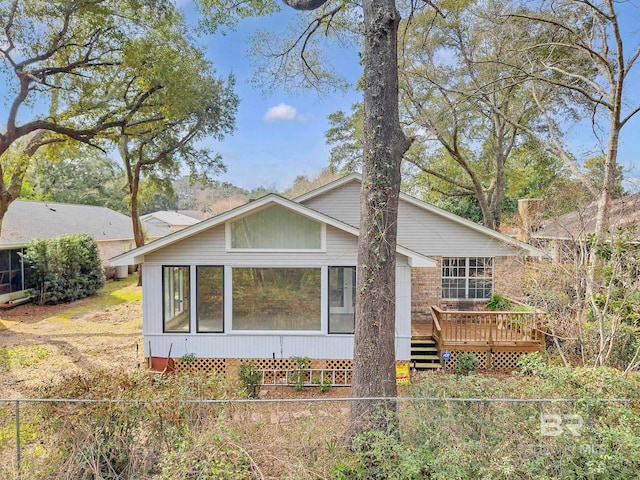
[301,179,521,258]
[145,224,356,266]
[301,180,362,227]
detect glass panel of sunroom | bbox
[163,266,190,332]
[232,268,321,330]
[230,205,322,249]
[329,266,356,333]
[197,266,224,332]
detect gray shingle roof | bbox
[0,200,165,246]
[140,211,200,227]
[533,192,640,240]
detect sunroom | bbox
[111,195,435,376]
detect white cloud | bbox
[263,103,311,123]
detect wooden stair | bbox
[411,337,442,370]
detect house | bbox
[140,211,201,236]
[0,200,166,303]
[521,193,640,261]
[110,174,545,378]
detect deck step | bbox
[411,345,438,352]
[411,361,441,369]
[410,335,442,371]
[410,354,441,361]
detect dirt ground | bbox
[0,277,144,399]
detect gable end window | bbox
[441,257,493,300]
[228,205,324,250]
[163,266,190,332]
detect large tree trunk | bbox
[350,0,410,436]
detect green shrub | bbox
[455,352,479,376]
[312,375,331,392]
[290,356,311,391]
[238,362,262,398]
[486,293,511,310]
[24,234,104,304]
[516,352,549,376]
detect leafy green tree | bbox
[24,234,104,305]
[0,0,180,233]
[104,13,238,249]
[24,146,128,213]
[327,0,567,230]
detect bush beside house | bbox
[24,234,105,304]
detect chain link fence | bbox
[0,395,634,479]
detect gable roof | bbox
[533,193,640,241]
[296,173,544,257]
[0,200,164,247]
[140,211,200,227]
[110,194,437,267]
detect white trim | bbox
[228,265,324,334]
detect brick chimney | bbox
[518,198,543,242]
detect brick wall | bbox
[411,262,441,323]
[410,255,529,324]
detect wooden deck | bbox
[429,306,545,350]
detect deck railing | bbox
[430,305,545,348]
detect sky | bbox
[182,8,363,191]
[182,3,640,193]
[3,1,639,193]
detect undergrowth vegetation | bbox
[1,357,639,479]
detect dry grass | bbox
[0,276,144,399]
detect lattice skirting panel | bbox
[162,357,355,386]
[173,357,226,375]
[491,350,527,371]
[442,349,531,371]
[442,350,490,370]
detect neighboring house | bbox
[111,174,543,376]
[523,193,640,260]
[0,200,165,303]
[140,211,200,236]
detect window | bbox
[442,257,493,299]
[328,266,356,333]
[163,266,190,332]
[0,248,29,295]
[229,205,323,250]
[232,268,321,331]
[196,266,224,333]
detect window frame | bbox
[230,266,323,333]
[196,265,225,334]
[328,266,356,334]
[441,257,494,300]
[225,205,327,253]
[162,265,191,333]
